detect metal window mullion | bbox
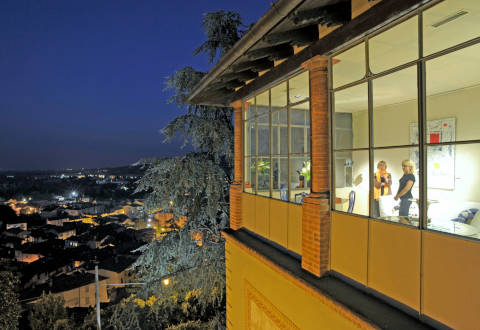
[368,80,374,218]
[329,57,335,210]
[269,89,272,198]
[418,14,427,231]
[287,80,291,202]
[254,99,258,195]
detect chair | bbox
[295,192,308,204]
[347,190,355,213]
[280,186,288,201]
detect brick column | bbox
[229,100,243,230]
[300,56,330,277]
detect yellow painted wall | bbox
[241,193,302,256]
[242,193,256,231]
[255,196,270,238]
[368,220,421,310]
[288,203,302,255]
[331,212,368,285]
[422,231,480,330]
[331,211,480,328]
[269,199,288,247]
[225,239,368,330]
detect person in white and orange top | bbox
[373,160,392,218]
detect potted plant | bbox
[298,160,311,188]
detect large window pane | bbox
[334,150,369,216]
[271,82,286,110]
[289,71,309,103]
[272,157,288,201]
[256,157,270,197]
[256,91,269,116]
[245,98,254,120]
[334,83,368,149]
[244,120,256,156]
[290,102,310,154]
[373,66,418,147]
[272,110,288,155]
[244,157,256,194]
[289,155,311,203]
[427,143,480,239]
[373,147,419,227]
[369,16,418,73]
[426,43,480,142]
[423,0,480,56]
[257,115,269,156]
[333,42,366,88]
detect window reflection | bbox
[243,72,310,203]
[289,71,309,103]
[373,66,418,147]
[334,83,368,150]
[333,42,366,88]
[423,0,480,56]
[373,148,419,227]
[290,156,311,203]
[334,150,369,216]
[369,16,418,73]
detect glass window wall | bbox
[331,0,480,240]
[243,72,311,203]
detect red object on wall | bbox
[430,133,440,143]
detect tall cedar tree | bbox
[112,10,248,329]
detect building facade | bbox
[189,0,480,329]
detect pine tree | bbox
[127,9,247,329]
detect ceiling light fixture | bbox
[431,10,468,28]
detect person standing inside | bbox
[394,159,416,218]
[373,160,392,218]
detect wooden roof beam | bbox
[232,58,274,72]
[246,44,294,61]
[290,1,351,27]
[219,70,258,82]
[263,24,319,47]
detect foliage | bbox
[29,292,69,330]
[0,271,22,330]
[108,288,224,330]
[126,8,249,330]
[300,160,311,182]
[193,11,246,63]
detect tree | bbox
[127,9,247,329]
[193,11,246,63]
[29,292,69,330]
[0,271,21,330]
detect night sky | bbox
[0,0,270,171]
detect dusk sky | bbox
[0,0,270,171]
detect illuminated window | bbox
[330,0,480,240]
[243,72,310,203]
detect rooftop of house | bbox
[21,271,108,300]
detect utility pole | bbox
[95,264,101,330]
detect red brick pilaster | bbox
[300,56,330,277]
[230,100,243,230]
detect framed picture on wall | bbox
[410,118,456,190]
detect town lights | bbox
[162,278,170,286]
